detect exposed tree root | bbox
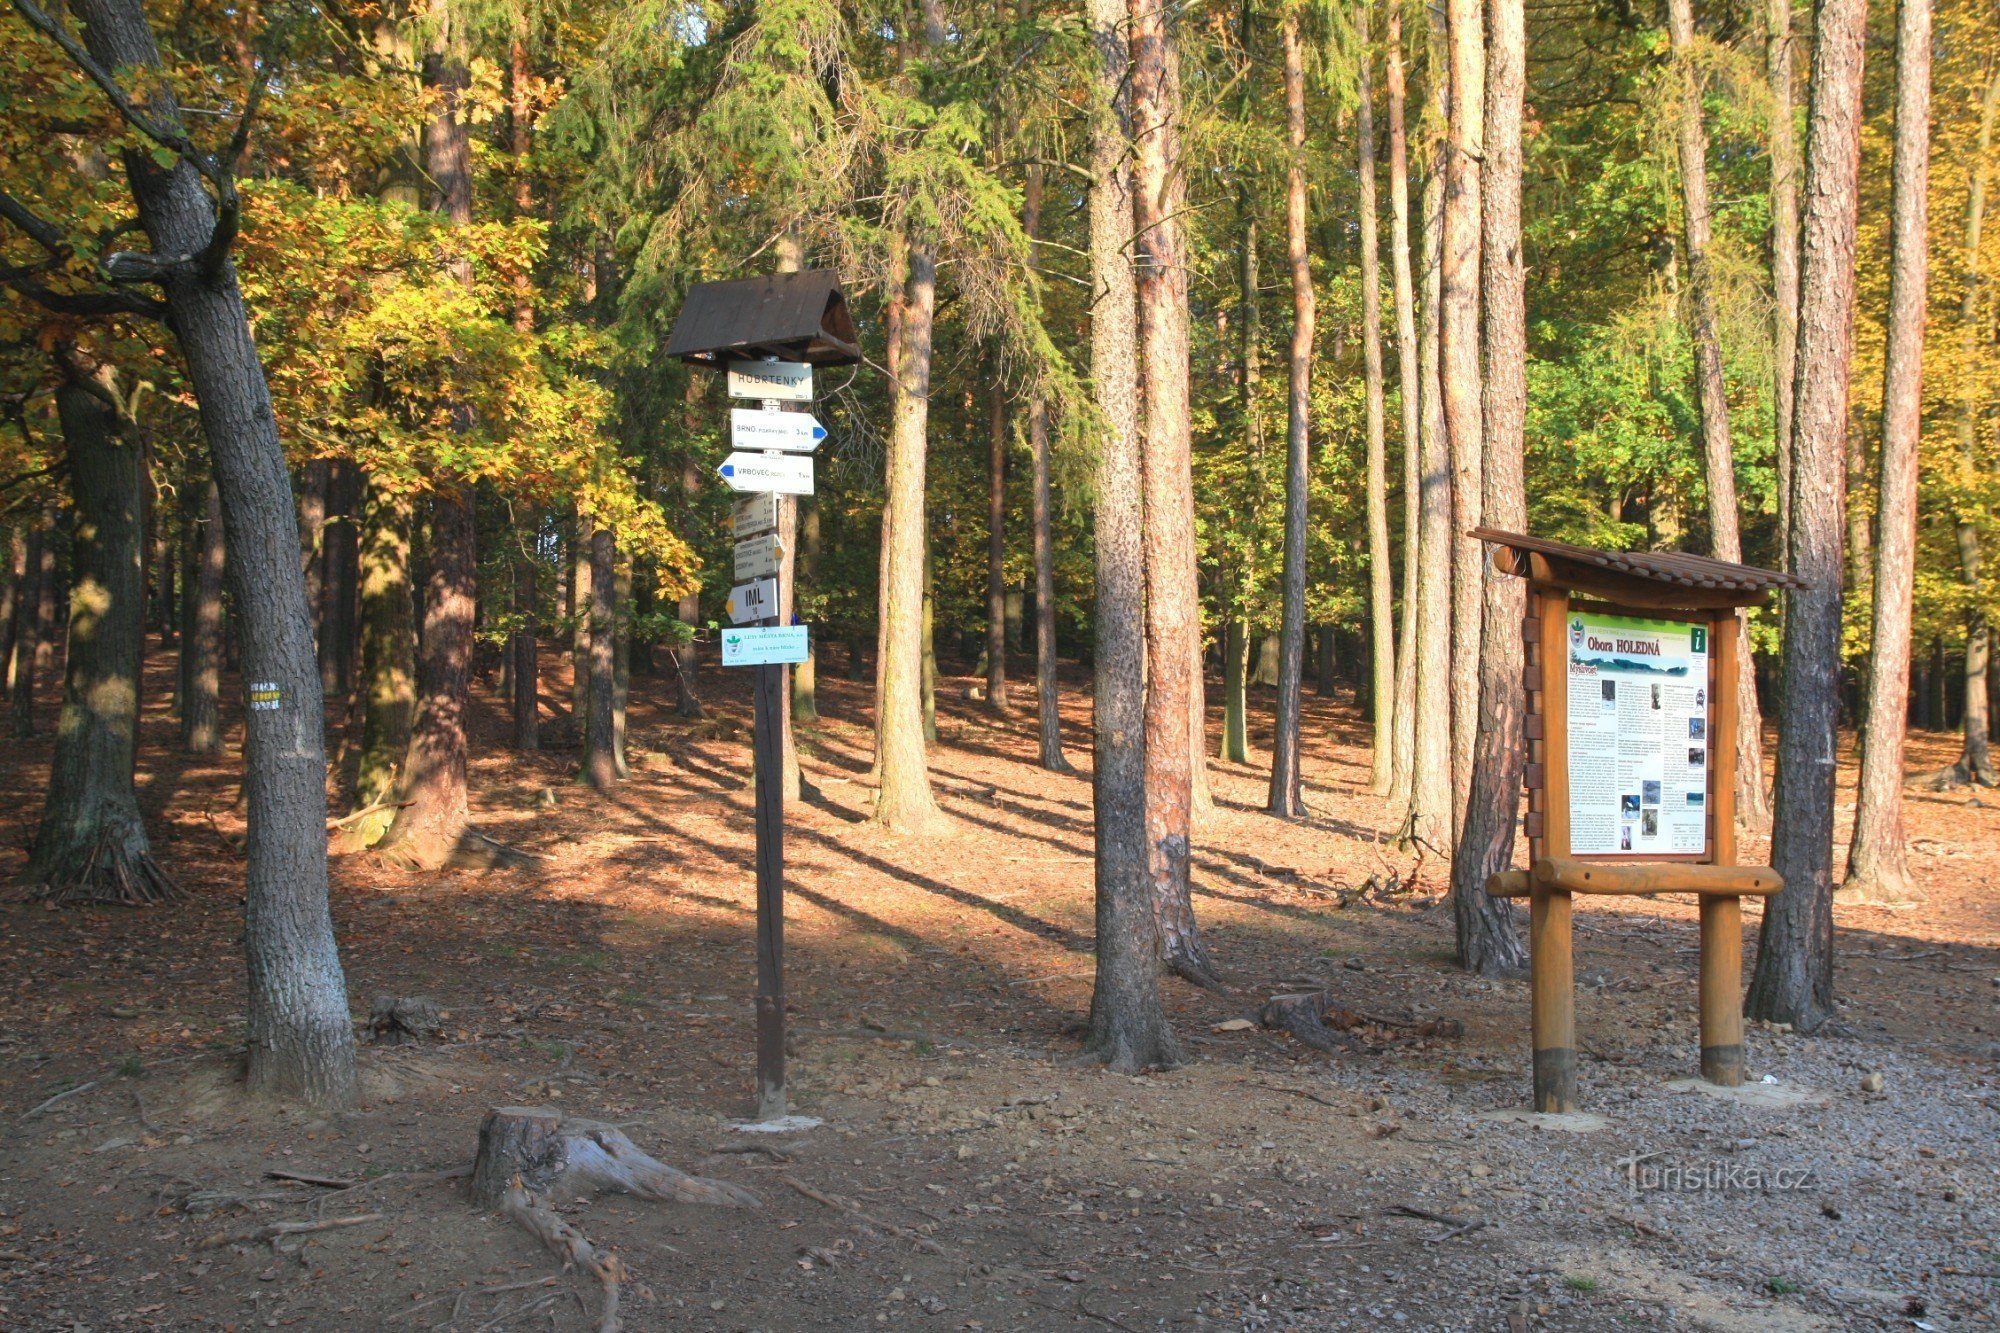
[24,828,182,906]
[501,1182,625,1333]
[1914,759,1999,791]
[1256,991,1466,1053]
[375,826,538,872]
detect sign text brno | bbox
[730,408,827,453]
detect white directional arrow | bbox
[726,576,781,625]
[730,408,828,454]
[717,451,814,495]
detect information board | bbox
[1564,611,1711,856]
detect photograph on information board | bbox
[1564,612,1710,856]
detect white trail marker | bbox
[726,577,781,625]
[730,408,827,453]
[717,451,813,496]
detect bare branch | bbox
[0,188,72,260]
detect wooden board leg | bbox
[1530,887,1575,1113]
[1699,894,1744,1087]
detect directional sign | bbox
[718,451,814,496]
[732,492,780,537]
[734,532,785,581]
[727,360,814,402]
[731,408,827,454]
[726,576,780,625]
[722,624,810,667]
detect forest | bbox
[2,0,1999,1321]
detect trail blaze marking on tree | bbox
[667,274,858,1125]
[1472,528,1803,1114]
[248,681,283,711]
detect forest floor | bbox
[1,641,1997,1332]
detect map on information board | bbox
[1564,612,1710,856]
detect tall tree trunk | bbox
[1669,0,1772,831]
[1134,0,1217,983]
[1942,67,2000,786]
[1442,0,1485,826]
[9,516,49,737]
[0,526,23,716]
[613,558,631,777]
[300,459,327,652]
[1222,618,1250,761]
[317,460,359,704]
[1745,0,1867,1032]
[1024,165,1070,772]
[675,462,704,720]
[1768,0,1801,570]
[1269,10,1316,819]
[876,234,945,830]
[70,0,356,1108]
[511,529,539,750]
[379,488,476,868]
[1447,0,1530,976]
[1387,7,1422,808]
[583,525,617,790]
[1084,0,1179,1069]
[381,27,480,870]
[571,510,592,738]
[181,479,225,754]
[986,379,1011,712]
[26,358,175,905]
[1408,59,1455,856]
[774,231,808,801]
[794,501,821,721]
[1843,0,1930,906]
[32,507,59,684]
[1358,0,1395,798]
[348,477,416,832]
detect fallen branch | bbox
[783,1176,948,1257]
[198,1212,381,1250]
[265,1169,358,1189]
[22,1079,98,1119]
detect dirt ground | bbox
[2,640,1997,1331]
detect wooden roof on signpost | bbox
[664,270,862,368]
[1472,527,1805,610]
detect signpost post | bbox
[1472,528,1805,1113]
[664,271,859,1124]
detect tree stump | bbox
[470,1107,758,1209]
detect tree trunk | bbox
[1407,13,1455,855]
[584,525,617,791]
[71,0,356,1107]
[676,459,703,719]
[349,477,416,831]
[571,510,592,739]
[511,530,539,750]
[1768,0,1800,571]
[1446,0,1529,976]
[1843,0,1930,906]
[1442,0,1485,825]
[774,232,808,801]
[794,502,820,722]
[613,558,631,778]
[1317,624,1337,696]
[0,527,22,719]
[1222,617,1250,762]
[26,360,176,906]
[1943,67,2000,786]
[1668,0,1772,832]
[875,237,945,830]
[1387,7,1422,808]
[1030,392,1069,772]
[318,459,359,703]
[181,480,225,754]
[1084,0,1180,1069]
[1134,0,1216,982]
[379,489,477,868]
[1357,0,1395,799]
[1268,10,1316,820]
[986,377,1011,713]
[1745,0,1867,1033]
[10,517,47,737]
[300,459,327,652]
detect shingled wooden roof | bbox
[664,270,861,367]
[1472,527,1805,607]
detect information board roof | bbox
[1473,527,1805,608]
[664,270,861,367]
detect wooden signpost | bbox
[1471,529,1805,1113]
[667,271,858,1122]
